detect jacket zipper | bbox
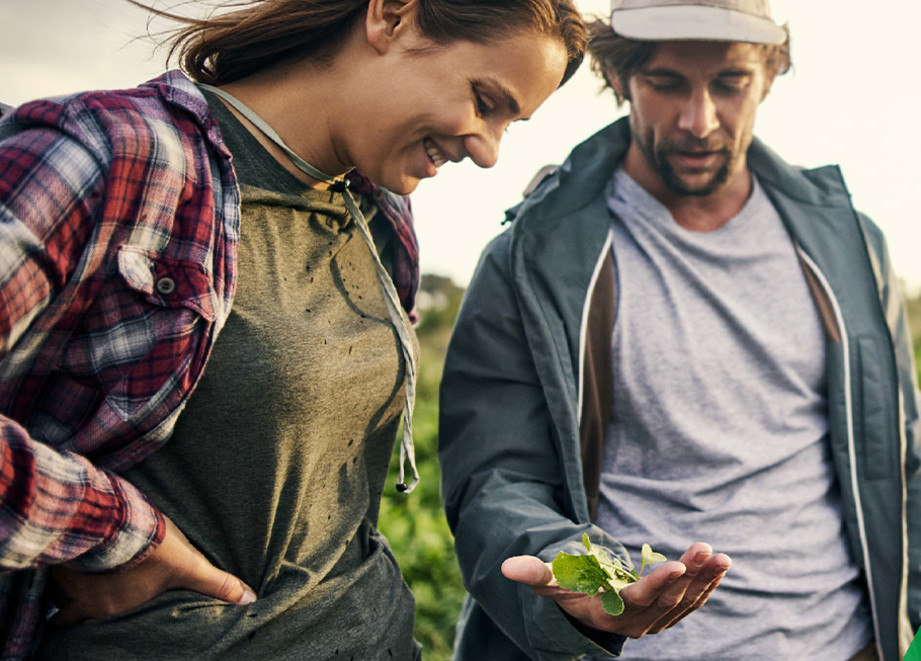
[576,229,614,425]
[796,247,884,660]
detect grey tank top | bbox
[594,168,871,660]
[37,91,421,660]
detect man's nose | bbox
[677,89,719,138]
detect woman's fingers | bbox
[49,515,256,628]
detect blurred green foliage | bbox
[908,290,921,384]
[380,275,466,660]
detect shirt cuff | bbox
[521,584,626,659]
[67,468,166,573]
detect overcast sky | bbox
[3,0,920,293]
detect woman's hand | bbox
[501,542,730,638]
[50,515,256,626]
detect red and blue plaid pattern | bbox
[346,169,419,319]
[0,71,420,658]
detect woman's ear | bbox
[365,0,420,55]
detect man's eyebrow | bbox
[636,68,685,80]
[718,68,756,77]
[638,67,756,78]
[637,67,683,78]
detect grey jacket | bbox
[438,118,921,661]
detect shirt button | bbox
[156,277,176,295]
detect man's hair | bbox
[586,18,792,106]
[129,0,586,87]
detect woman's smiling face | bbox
[342,29,568,195]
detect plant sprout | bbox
[551,534,667,616]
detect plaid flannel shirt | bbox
[0,71,419,659]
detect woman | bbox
[0,0,585,658]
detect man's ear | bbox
[760,70,778,101]
[365,0,419,55]
[606,71,630,102]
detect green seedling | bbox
[551,534,666,616]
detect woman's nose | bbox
[464,124,503,169]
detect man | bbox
[438,1,920,659]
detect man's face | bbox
[616,41,774,199]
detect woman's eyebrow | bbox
[475,78,521,115]
[502,87,521,116]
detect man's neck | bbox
[664,176,754,232]
[622,146,753,233]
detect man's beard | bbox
[635,130,734,197]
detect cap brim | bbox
[611,5,786,44]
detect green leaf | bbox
[638,543,667,577]
[600,588,625,616]
[641,543,667,566]
[589,543,618,575]
[552,551,608,595]
[578,537,631,583]
[552,538,667,618]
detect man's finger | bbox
[501,555,555,588]
[618,560,687,608]
[653,557,730,632]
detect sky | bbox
[2,0,920,293]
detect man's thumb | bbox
[501,555,555,587]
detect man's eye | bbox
[714,79,748,94]
[645,78,683,92]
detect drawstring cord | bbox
[200,84,420,493]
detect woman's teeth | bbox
[425,140,446,168]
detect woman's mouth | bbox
[424,138,447,169]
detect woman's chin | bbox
[385,175,422,196]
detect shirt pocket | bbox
[54,246,217,426]
[116,246,216,323]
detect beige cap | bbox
[611,0,786,44]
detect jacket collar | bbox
[506,113,871,349]
[510,116,853,226]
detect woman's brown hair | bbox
[131,0,586,87]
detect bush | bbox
[380,275,466,659]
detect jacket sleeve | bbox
[439,231,626,660]
[860,214,921,632]
[0,122,165,574]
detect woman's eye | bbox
[473,89,494,116]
